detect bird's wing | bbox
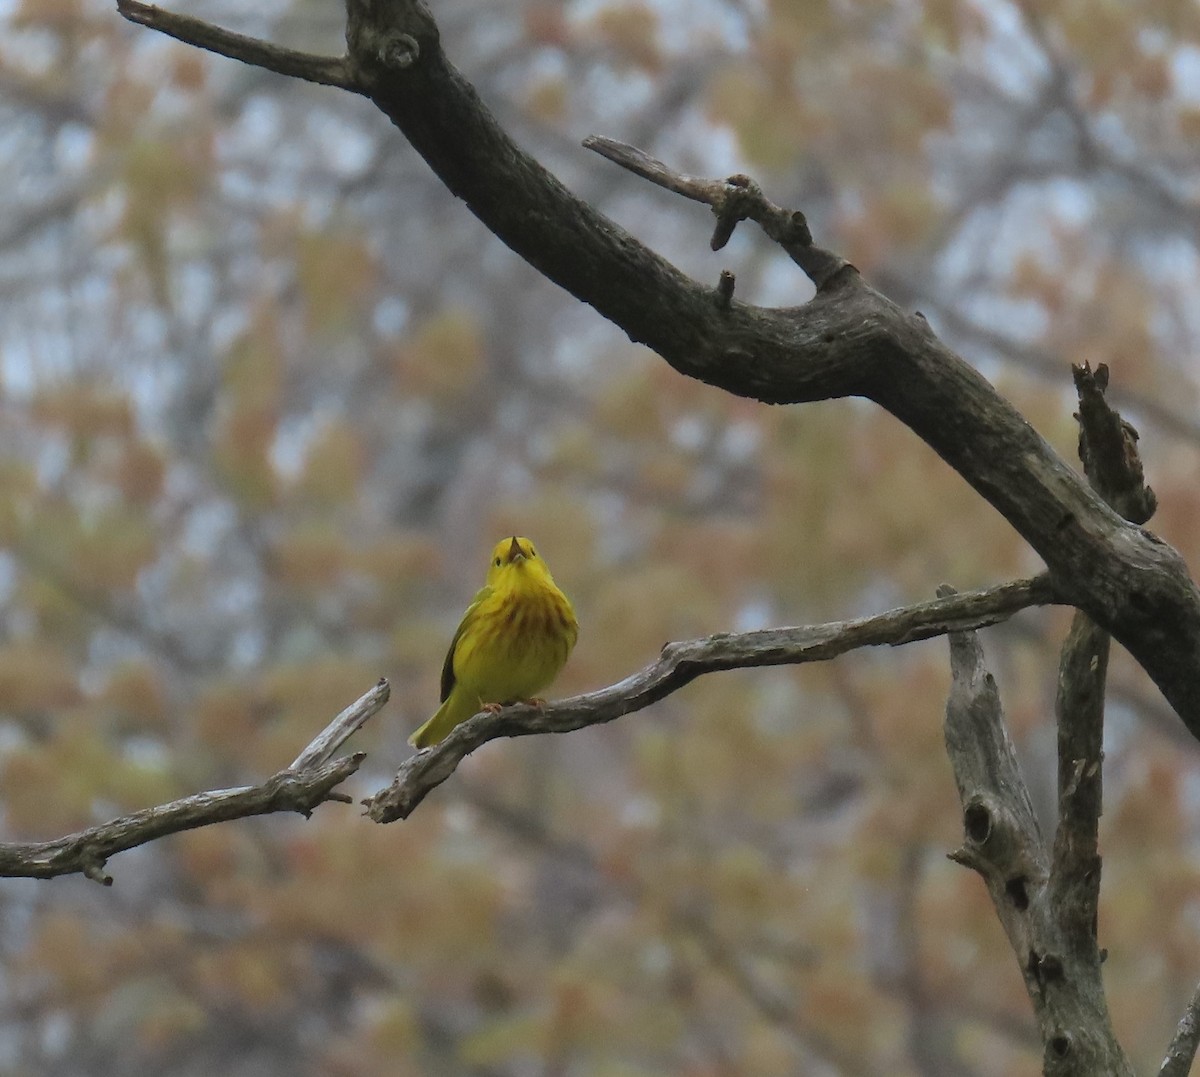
[440,585,493,702]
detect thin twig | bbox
[582,135,851,289]
[0,680,389,884]
[116,0,359,92]
[1159,979,1200,1077]
[290,678,390,769]
[364,575,1057,822]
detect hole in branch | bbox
[1049,1032,1072,1058]
[964,803,991,843]
[1005,876,1029,910]
[1039,953,1063,980]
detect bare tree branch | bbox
[1160,979,1200,1077]
[289,679,389,769]
[116,0,359,91]
[942,371,1159,1073]
[1049,613,1107,942]
[363,575,1056,822]
[1072,362,1157,525]
[1049,361,1154,928]
[942,611,1135,1076]
[0,679,390,884]
[582,135,849,289]
[1057,366,1200,1077]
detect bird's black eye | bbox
[529,548,536,557]
[494,557,502,567]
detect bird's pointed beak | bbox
[508,536,525,563]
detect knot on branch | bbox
[710,175,757,250]
[1072,361,1157,524]
[715,270,736,310]
[267,753,367,817]
[345,0,437,83]
[80,850,113,887]
[379,32,419,69]
[362,755,429,823]
[709,178,814,254]
[581,134,847,287]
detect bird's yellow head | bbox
[486,535,553,589]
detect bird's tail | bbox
[409,690,478,749]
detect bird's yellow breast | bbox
[453,576,577,705]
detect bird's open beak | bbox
[507,536,525,563]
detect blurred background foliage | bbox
[2,0,1200,1073]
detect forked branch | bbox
[0,680,390,884]
[942,367,1158,1074]
[583,135,849,288]
[943,618,1134,1075]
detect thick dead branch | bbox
[1068,371,1200,1077]
[364,575,1056,822]
[1048,362,1150,950]
[943,613,1133,1076]
[1049,615,1107,947]
[942,374,1158,1074]
[119,0,1200,736]
[0,680,389,884]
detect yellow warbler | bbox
[409,536,579,748]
